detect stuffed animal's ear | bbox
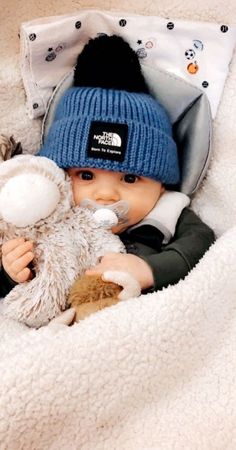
[0,134,23,163]
[0,173,60,227]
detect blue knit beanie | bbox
[38,87,179,184]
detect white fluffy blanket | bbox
[0,1,236,449]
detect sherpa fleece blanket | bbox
[0,1,236,449]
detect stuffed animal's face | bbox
[0,155,73,230]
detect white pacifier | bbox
[80,199,129,229]
[93,208,118,228]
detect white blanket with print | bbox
[0,1,236,449]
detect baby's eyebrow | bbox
[123,172,137,176]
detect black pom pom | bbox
[74,35,150,94]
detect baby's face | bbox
[67,167,164,234]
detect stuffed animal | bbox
[0,141,140,328]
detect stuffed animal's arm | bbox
[90,228,126,263]
[102,271,141,300]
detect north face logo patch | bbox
[87,121,128,162]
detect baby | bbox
[0,84,214,297]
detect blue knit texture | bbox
[38,87,179,184]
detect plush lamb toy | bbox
[0,146,140,328]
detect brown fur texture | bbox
[68,274,122,321]
[0,134,23,162]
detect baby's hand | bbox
[86,252,154,291]
[2,237,34,283]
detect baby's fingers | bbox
[5,241,34,264]
[16,267,33,283]
[11,251,34,275]
[2,237,25,255]
[85,268,103,276]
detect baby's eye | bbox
[123,174,139,184]
[77,170,94,180]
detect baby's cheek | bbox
[72,186,82,206]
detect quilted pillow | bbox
[20,9,236,118]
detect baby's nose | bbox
[95,184,119,204]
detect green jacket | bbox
[119,207,215,291]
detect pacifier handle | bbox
[80,199,129,224]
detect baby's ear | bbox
[0,134,23,163]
